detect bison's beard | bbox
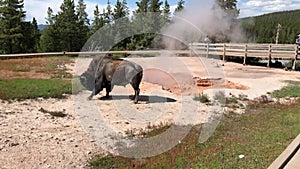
[80,72,95,91]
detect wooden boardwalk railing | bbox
[0,43,299,70]
[190,43,299,70]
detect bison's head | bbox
[80,71,95,91]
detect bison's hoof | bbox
[87,96,92,100]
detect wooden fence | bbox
[0,43,299,70]
[190,43,299,70]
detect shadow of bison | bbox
[80,55,143,103]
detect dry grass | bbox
[0,57,74,79]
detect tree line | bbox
[0,0,240,54]
[240,9,300,44]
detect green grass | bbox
[271,81,300,98]
[90,100,300,169]
[0,78,72,100]
[193,93,210,103]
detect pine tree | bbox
[76,0,89,49]
[135,0,150,13]
[76,0,89,25]
[55,0,82,52]
[90,5,105,34]
[163,0,171,22]
[30,17,40,52]
[0,0,26,53]
[175,0,184,12]
[112,0,130,50]
[212,0,240,42]
[19,18,40,53]
[45,7,55,25]
[215,0,239,18]
[113,0,129,20]
[104,0,113,24]
[39,7,59,52]
[149,0,162,13]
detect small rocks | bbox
[254,95,273,103]
[9,142,19,147]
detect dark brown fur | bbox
[80,56,143,103]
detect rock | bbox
[9,142,19,147]
[255,95,273,103]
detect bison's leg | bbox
[134,88,140,104]
[130,72,143,104]
[88,76,103,100]
[88,89,96,100]
[105,83,112,98]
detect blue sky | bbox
[24,0,300,24]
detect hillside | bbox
[240,9,300,44]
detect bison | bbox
[79,55,143,103]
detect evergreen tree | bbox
[0,0,26,53]
[240,10,300,44]
[90,5,105,34]
[76,0,89,49]
[45,7,55,25]
[20,18,40,53]
[104,0,113,24]
[175,0,184,12]
[215,0,239,18]
[113,0,129,20]
[163,0,171,22]
[135,0,150,13]
[149,0,162,13]
[76,0,89,25]
[210,0,240,42]
[39,7,59,52]
[112,0,130,50]
[55,0,82,52]
[29,17,40,52]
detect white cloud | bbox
[170,4,177,14]
[238,0,300,18]
[24,0,61,24]
[24,0,108,24]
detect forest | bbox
[2,0,299,54]
[240,9,300,44]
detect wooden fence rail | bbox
[190,43,299,70]
[0,43,299,70]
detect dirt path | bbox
[0,97,104,169]
[1,56,300,168]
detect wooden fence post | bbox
[292,45,299,70]
[243,44,248,65]
[222,44,226,62]
[267,45,272,68]
[206,43,209,58]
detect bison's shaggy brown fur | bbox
[80,55,143,103]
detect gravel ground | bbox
[1,56,300,168]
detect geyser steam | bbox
[161,0,244,49]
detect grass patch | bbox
[0,78,72,100]
[193,93,210,103]
[226,97,239,104]
[90,100,300,168]
[271,81,300,98]
[0,57,74,79]
[283,60,300,70]
[12,64,31,72]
